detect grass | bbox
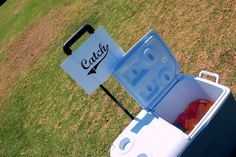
[0,0,69,48]
[0,51,5,62]
[0,44,138,156]
[0,0,236,157]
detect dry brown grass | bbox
[0,5,75,105]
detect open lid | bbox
[113,30,180,111]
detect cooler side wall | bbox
[180,93,236,157]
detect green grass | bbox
[0,51,5,62]
[0,0,70,48]
[0,43,138,156]
[1,0,236,157]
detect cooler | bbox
[110,30,236,157]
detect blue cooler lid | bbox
[113,30,180,111]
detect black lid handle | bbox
[63,24,95,55]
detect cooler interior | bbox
[152,76,224,133]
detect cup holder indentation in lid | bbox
[158,67,173,85]
[132,69,138,75]
[143,48,158,66]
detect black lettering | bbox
[106,44,109,53]
[97,50,102,57]
[81,59,90,69]
[81,43,109,75]
[93,52,99,59]
[89,57,95,65]
[99,43,109,55]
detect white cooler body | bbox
[110,30,236,157]
[110,74,235,157]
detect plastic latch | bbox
[199,70,220,84]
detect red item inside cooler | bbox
[174,99,213,134]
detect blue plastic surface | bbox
[113,30,180,111]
